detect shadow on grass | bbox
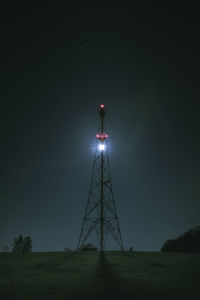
[81,252,133,300]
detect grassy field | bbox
[0,251,200,299]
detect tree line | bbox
[12,234,32,254]
[161,226,200,252]
[1,234,32,254]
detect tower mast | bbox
[77,104,123,251]
[99,106,105,251]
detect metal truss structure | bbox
[77,105,123,251]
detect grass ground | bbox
[0,251,200,299]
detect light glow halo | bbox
[98,143,106,151]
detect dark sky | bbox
[0,3,200,251]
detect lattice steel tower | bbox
[77,104,123,251]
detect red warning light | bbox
[96,133,108,140]
[100,104,104,108]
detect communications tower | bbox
[77,105,123,251]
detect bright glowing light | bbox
[100,104,104,108]
[98,143,106,151]
[96,134,100,138]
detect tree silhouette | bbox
[161,226,200,252]
[22,236,32,253]
[12,235,32,254]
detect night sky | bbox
[0,3,200,251]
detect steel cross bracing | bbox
[77,105,123,251]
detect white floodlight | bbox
[98,143,106,151]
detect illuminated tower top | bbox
[96,104,108,143]
[98,104,106,117]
